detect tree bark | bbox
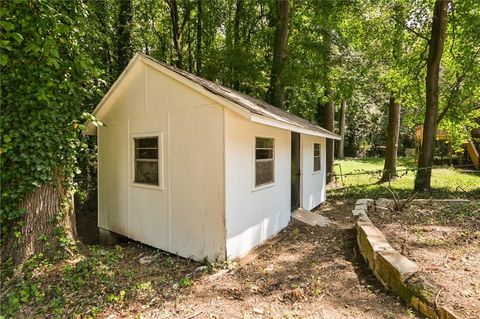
[195,0,202,75]
[338,99,346,159]
[167,0,182,68]
[267,0,289,109]
[324,95,335,184]
[380,3,403,183]
[232,0,243,90]
[381,96,401,182]
[2,181,78,266]
[414,0,450,192]
[115,0,133,77]
[318,29,335,184]
[187,23,193,72]
[166,0,190,68]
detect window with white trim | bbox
[134,137,159,185]
[255,137,275,187]
[314,143,321,172]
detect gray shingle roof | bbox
[141,54,339,140]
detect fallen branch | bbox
[435,287,444,309]
[185,311,203,319]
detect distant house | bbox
[87,53,340,261]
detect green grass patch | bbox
[330,157,480,200]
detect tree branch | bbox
[391,16,430,41]
[437,47,480,124]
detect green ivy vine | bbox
[0,1,107,238]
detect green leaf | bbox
[11,33,23,43]
[3,135,12,143]
[1,21,14,31]
[50,47,59,58]
[0,55,8,66]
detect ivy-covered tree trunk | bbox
[0,1,104,266]
[267,0,289,109]
[338,99,346,159]
[2,182,78,265]
[414,0,450,191]
[381,96,401,182]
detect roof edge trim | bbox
[250,114,341,140]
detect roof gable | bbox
[88,53,340,140]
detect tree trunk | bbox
[414,0,450,192]
[115,0,133,77]
[338,99,346,159]
[166,0,186,69]
[267,0,289,109]
[381,96,401,182]
[232,0,243,90]
[324,94,335,184]
[318,29,335,184]
[195,0,202,75]
[2,181,78,266]
[187,23,193,72]
[380,3,403,183]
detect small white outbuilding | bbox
[87,53,340,261]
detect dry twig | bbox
[435,287,445,309]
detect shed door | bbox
[291,132,301,211]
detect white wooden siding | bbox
[224,109,291,259]
[98,63,226,261]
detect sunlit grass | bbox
[330,157,480,200]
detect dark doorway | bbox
[291,132,301,211]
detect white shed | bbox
[87,53,340,261]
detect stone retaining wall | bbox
[352,199,462,319]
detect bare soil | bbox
[92,200,419,318]
[368,199,480,319]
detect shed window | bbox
[314,143,321,172]
[134,137,159,185]
[255,137,274,187]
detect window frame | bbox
[253,136,275,191]
[313,142,321,174]
[131,132,164,190]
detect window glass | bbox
[314,143,321,172]
[255,149,273,160]
[134,137,159,185]
[256,138,274,149]
[255,137,274,187]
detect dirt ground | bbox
[368,199,480,319]
[84,200,419,319]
